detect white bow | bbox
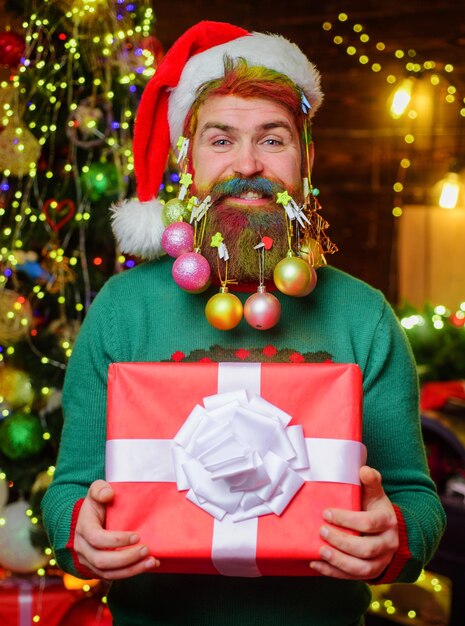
[172,389,309,522]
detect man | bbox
[42,21,445,626]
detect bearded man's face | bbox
[191,94,304,282]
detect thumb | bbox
[88,479,114,504]
[360,466,384,507]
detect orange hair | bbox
[183,57,307,138]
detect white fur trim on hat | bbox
[110,198,165,260]
[168,32,323,146]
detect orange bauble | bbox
[205,288,243,330]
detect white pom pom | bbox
[110,198,165,260]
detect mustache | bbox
[208,177,284,200]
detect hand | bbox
[74,479,160,580]
[309,466,399,580]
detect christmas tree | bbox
[0,0,167,575]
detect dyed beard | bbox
[199,178,299,283]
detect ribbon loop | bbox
[172,390,308,522]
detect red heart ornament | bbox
[42,198,76,232]
[261,236,274,250]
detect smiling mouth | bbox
[232,191,271,200]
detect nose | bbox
[233,142,264,178]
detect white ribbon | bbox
[1,577,33,626]
[18,588,32,626]
[106,363,366,577]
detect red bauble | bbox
[140,36,164,65]
[59,597,113,626]
[0,31,26,68]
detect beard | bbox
[198,178,302,283]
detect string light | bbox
[0,8,160,589]
[322,10,464,219]
[369,569,451,622]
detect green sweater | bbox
[42,258,445,626]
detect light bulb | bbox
[438,172,460,209]
[389,78,414,118]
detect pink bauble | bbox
[244,289,281,330]
[161,222,194,258]
[172,252,211,292]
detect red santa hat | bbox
[111,21,323,260]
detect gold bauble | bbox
[273,256,313,297]
[0,289,33,344]
[30,470,53,496]
[162,198,191,226]
[0,125,41,177]
[205,289,243,331]
[299,265,318,296]
[0,365,35,410]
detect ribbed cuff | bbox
[370,504,412,585]
[65,498,99,580]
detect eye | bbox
[212,138,232,146]
[260,136,286,149]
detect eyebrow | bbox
[199,122,235,136]
[261,121,294,133]
[199,120,294,137]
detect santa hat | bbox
[111,20,323,260]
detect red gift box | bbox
[0,576,81,626]
[106,362,365,577]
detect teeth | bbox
[238,192,263,199]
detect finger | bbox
[76,525,140,550]
[321,508,394,534]
[76,500,140,550]
[319,524,396,559]
[79,540,158,572]
[79,551,160,581]
[310,544,387,580]
[309,559,353,580]
[76,540,158,571]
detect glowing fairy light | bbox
[439,180,459,207]
[389,78,414,118]
[437,172,462,209]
